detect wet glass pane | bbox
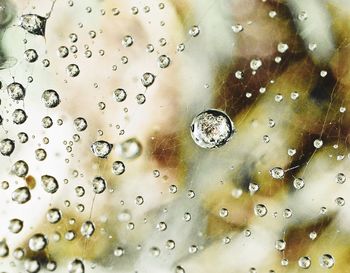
[0,0,349,272]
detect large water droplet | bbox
[73,117,88,131]
[92,176,106,194]
[269,167,284,179]
[298,256,311,269]
[319,254,335,268]
[80,221,95,237]
[0,138,15,156]
[254,204,267,217]
[112,160,125,175]
[24,48,38,62]
[46,208,62,224]
[141,72,155,87]
[12,186,31,204]
[190,109,234,149]
[41,175,59,193]
[42,89,60,108]
[113,88,127,102]
[90,140,113,158]
[19,14,46,36]
[29,233,47,251]
[12,109,27,124]
[12,160,29,177]
[7,82,25,100]
[66,64,80,77]
[8,218,23,233]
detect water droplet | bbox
[250,59,262,70]
[177,43,185,52]
[68,259,85,273]
[69,33,78,42]
[232,24,243,33]
[112,161,125,175]
[320,70,327,77]
[58,46,69,58]
[150,246,160,256]
[277,42,288,53]
[46,208,62,223]
[275,239,286,251]
[19,14,46,36]
[319,254,335,268]
[46,261,57,271]
[135,195,144,205]
[298,11,308,21]
[29,233,47,251]
[12,109,27,124]
[335,196,345,206]
[42,58,50,67]
[176,265,185,273]
[24,259,40,272]
[73,117,88,131]
[158,55,170,68]
[12,160,29,177]
[248,182,259,194]
[313,139,323,149]
[275,94,283,102]
[42,94,58,110]
[24,48,38,62]
[7,82,25,100]
[191,109,235,149]
[263,135,270,143]
[90,140,113,158]
[122,35,133,47]
[135,93,146,104]
[0,240,9,257]
[254,204,267,217]
[113,88,127,102]
[113,247,124,257]
[298,256,311,269]
[293,177,304,190]
[219,208,228,217]
[75,186,85,197]
[41,175,59,193]
[335,173,346,184]
[141,72,155,87]
[290,91,299,100]
[67,64,80,77]
[8,218,23,233]
[288,148,296,156]
[269,167,284,179]
[92,176,106,194]
[189,25,200,37]
[0,138,15,156]
[309,231,317,240]
[35,148,47,161]
[81,221,95,237]
[42,116,53,128]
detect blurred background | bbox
[0,0,350,272]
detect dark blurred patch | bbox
[284,213,335,260]
[148,132,180,168]
[309,67,337,104]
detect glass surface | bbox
[0,0,350,272]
